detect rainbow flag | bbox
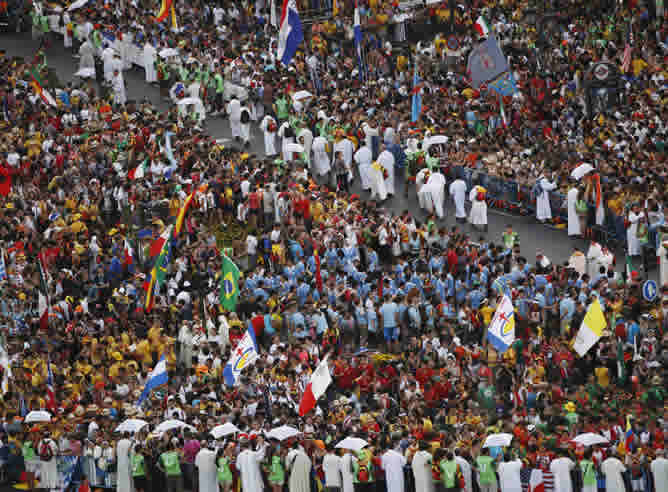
[624,415,635,453]
[155,0,173,22]
[173,192,195,238]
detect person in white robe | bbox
[659,238,668,288]
[195,443,218,492]
[112,70,127,106]
[536,174,557,222]
[567,185,581,237]
[340,452,355,492]
[63,12,73,48]
[286,444,311,492]
[227,96,242,140]
[239,106,251,146]
[381,447,406,492]
[178,322,194,368]
[143,42,158,83]
[469,185,488,230]
[101,45,116,83]
[449,177,467,222]
[297,128,313,166]
[627,203,643,257]
[237,438,267,492]
[38,435,59,490]
[79,39,96,71]
[260,115,278,156]
[333,136,354,182]
[650,450,668,492]
[454,451,472,492]
[412,446,434,492]
[601,454,626,492]
[278,122,295,162]
[311,136,331,177]
[355,144,373,190]
[377,147,396,196]
[369,161,388,202]
[116,436,133,492]
[416,169,431,211]
[549,455,575,492]
[419,172,446,219]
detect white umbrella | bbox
[177,97,202,106]
[427,135,449,146]
[265,425,301,441]
[286,143,305,153]
[210,423,240,439]
[571,163,595,180]
[482,433,513,448]
[115,419,149,434]
[74,68,96,79]
[335,437,369,451]
[292,90,313,101]
[159,48,179,58]
[155,419,196,434]
[571,433,609,447]
[25,411,51,423]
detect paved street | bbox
[1,31,592,268]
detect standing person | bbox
[322,444,342,492]
[143,40,158,83]
[439,450,461,492]
[600,451,626,492]
[312,134,331,178]
[627,203,643,259]
[453,450,472,492]
[469,185,488,232]
[341,450,356,492]
[116,433,134,492]
[239,104,252,148]
[158,439,184,492]
[578,449,597,492]
[496,454,521,492]
[237,437,267,492]
[549,451,575,492]
[379,294,400,353]
[216,444,234,492]
[474,448,497,492]
[38,431,59,491]
[355,143,373,191]
[286,441,311,492]
[567,185,582,238]
[260,114,278,157]
[377,145,396,197]
[412,441,433,492]
[536,173,557,223]
[267,444,285,492]
[334,151,349,193]
[195,441,218,492]
[131,445,148,492]
[111,68,126,107]
[650,449,668,492]
[381,442,406,492]
[227,96,242,142]
[449,177,467,224]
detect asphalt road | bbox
[0,30,592,268]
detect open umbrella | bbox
[571,163,595,180]
[265,425,301,441]
[210,423,240,439]
[74,68,96,79]
[177,97,202,106]
[155,420,196,434]
[483,433,513,448]
[115,419,149,434]
[292,90,313,101]
[159,48,179,58]
[335,437,369,451]
[286,143,305,153]
[25,411,51,423]
[427,135,449,146]
[571,433,609,447]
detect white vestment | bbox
[297,128,313,165]
[449,179,467,219]
[227,99,242,138]
[381,449,406,492]
[237,446,267,492]
[650,457,668,492]
[239,107,251,143]
[287,448,312,492]
[333,138,354,181]
[278,123,295,161]
[549,457,575,492]
[102,47,115,82]
[355,146,373,190]
[79,41,95,71]
[627,211,642,256]
[378,150,395,195]
[659,242,668,288]
[116,438,133,492]
[412,450,434,492]
[312,136,331,176]
[63,13,72,48]
[421,173,446,218]
[567,187,581,237]
[601,458,626,492]
[260,116,278,156]
[38,439,59,490]
[469,186,487,225]
[341,454,355,492]
[455,456,473,492]
[143,43,158,83]
[112,73,127,106]
[536,178,557,221]
[195,448,218,492]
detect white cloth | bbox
[143,43,158,83]
[549,457,575,492]
[355,146,373,190]
[102,47,115,82]
[378,150,396,195]
[116,438,133,492]
[660,242,668,287]
[237,446,267,492]
[79,40,95,71]
[38,439,59,490]
[312,136,331,176]
[421,173,447,218]
[497,460,522,492]
[469,186,487,226]
[412,450,434,492]
[567,187,581,237]
[260,116,278,156]
[297,128,313,165]
[340,453,355,492]
[650,457,668,492]
[195,448,218,492]
[322,453,342,488]
[381,449,407,492]
[536,178,557,221]
[278,123,295,161]
[455,456,473,492]
[240,107,251,143]
[601,457,626,492]
[112,73,126,106]
[63,13,72,48]
[627,211,642,256]
[333,138,354,181]
[449,179,467,219]
[227,99,242,138]
[369,164,388,201]
[287,448,312,492]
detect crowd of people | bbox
[0,0,667,491]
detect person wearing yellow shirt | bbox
[632,57,648,77]
[168,195,181,218]
[479,301,495,326]
[594,365,610,389]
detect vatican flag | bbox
[573,298,606,356]
[487,295,515,353]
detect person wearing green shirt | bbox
[267,448,285,491]
[159,442,183,492]
[217,450,233,491]
[274,95,289,122]
[502,225,519,250]
[579,450,597,492]
[440,451,460,491]
[214,66,225,114]
[352,447,374,484]
[131,447,148,492]
[475,448,497,491]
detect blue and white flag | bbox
[137,354,168,405]
[486,295,516,353]
[488,71,518,97]
[354,0,364,80]
[223,326,260,386]
[467,35,509,89]
[411,64,421,123]
[277,0,303,66]
[0,249,6,282]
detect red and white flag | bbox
[123,239,134,266]
[37,252,50,331]
[621,44,632,73]
[528,469,545,492]
[298,356,332,416]
[149,225,172,258]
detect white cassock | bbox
[455,456,473,492]
[116,438,133,492]
[567,187,581,237]
[421,173,446,218]
[278,122,295,161]
[239,107,251,143]
[536,177,557,221]
[381,449,406,492]
[227,99,242,138]
[469,186,487,226]
[195,448,218,492]
[355,146,373,190]
[340,453,355,492]
[237,445,267,492]
[549,457,574,492]
[412,450,434,492]
[363,123,379,153]
[102,47,115,82]
[650,457,668,492]
[260,116,278,156]
[601,458,626,492]
[416,169,431,210]
[312,136,330,176]
[626,211,642,256]
[659,241,668,287]
[449,178,467,219]
[143,43,157,83]
[112,73,127,106]
[297,128,313,166]
[63,13,72,48]
[369,163,388,201]
[287,448,312,492]
[79,40,95,71]
[377,150,395,195]
[38,439,59,490]
[333,138,354,181]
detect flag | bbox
[0,249,6,282]
[474,16,490,36]
[123,239,134,266]
[30,68,57,107]
[0,333,12,394]
[486,295,515,353]
[625,254,634,283]
[173,192,195,238]
[528,469,545,492]
[277,0,303,66]
[488,71,518,96]
[354,0,364,80]
[572,298,607,356]
[298,355,332,416]
[411,64,421,123]
[46,355,57,412]
[219,255,241,312]
[0,163,13,197]
[223,326,259,386]
[333,0,339,16]
[621,44,631,73]
[617,338,627,383]
[467,35,509,89]
[144,226,172,312]
[149,225,172,258]
[37,252,50,331]
[137,354,168,405]
[127,159,148,180]
[155,0,173,22]
[499,96,508,127]
[625,415,635,453]
[314,249,323,293]
[171,4,178,30]
[270,0,278,27]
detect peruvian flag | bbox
[298,356,332,416]
[123,239,134,266]
[149,225,172,258]
[528,469,545,492]
[474,16,490,36]
[45,355,57,413]
[127,159,148,180]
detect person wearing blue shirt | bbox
[296,281,310,306]
[379,296,400,350]
[429,255,443,275]
[626,320,640,346]
[325,245,339,269]
[367,249,378,272]
[559,290,576,335]
[407,300,421,331]
[435,275,447,303]
[469,283,484,310]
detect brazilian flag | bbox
[219,255,241,312]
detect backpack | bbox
[477,190,486,201]
[431,463,441,481]
[357,463,370,482]
[39,441,53,461]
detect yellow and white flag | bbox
[573,298,606,356]
[487,295,515,353]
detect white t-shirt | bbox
[322,453,342,487]
[549,457,575,492]
[246,235,258,255]
[497,460,523,492]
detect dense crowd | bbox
[0,0,667,492]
